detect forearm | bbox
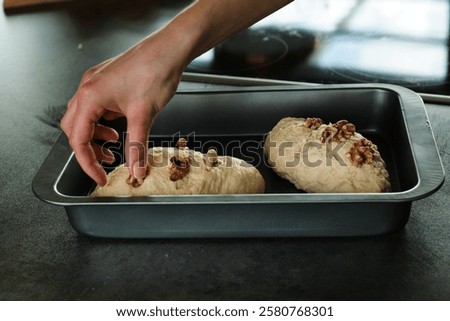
[162,0,293,66]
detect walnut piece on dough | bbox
[91,144,265,196]
[264,117,391,193]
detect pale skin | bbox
[60,0,293,186]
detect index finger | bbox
[125,108,153,180]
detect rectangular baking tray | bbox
[32,82,445,238]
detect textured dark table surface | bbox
[1,1,449,300]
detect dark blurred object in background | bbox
[214,27,316,78]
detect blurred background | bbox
[188,0,450,95]
[3,0,450,95]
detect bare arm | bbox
[60,0,292,186]
[176,0,293,61]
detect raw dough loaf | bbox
[264,117,391,193]
[91,145,265,196]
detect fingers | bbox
[60,59,122,187]
[72,141,109,186]
[63,98,120,142]
[93,144,115,164]
[125,109,152,179]
[61,76,122,186]
[60,95,78,136]
[61,97,119,186]
[61,60,112,135]
[92,124,119,165]
[93,124,119,142]
[68,97,108,186]
[102,111,123,121]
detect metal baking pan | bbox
[32,83,444,238]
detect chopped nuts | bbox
[169,156,190,181]
[335,120,356,140]
[175,138,188,149]
[168,138,192,181]
[305,117,324,129]
[348,139,376,167]
[204,148,219,170]
[126,175,144,188]
[320,126,337,143]
[321,120,356,143]
[126,165,150,188]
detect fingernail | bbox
[133,161,147,179]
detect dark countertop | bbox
[1,0,449,300]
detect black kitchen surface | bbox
[1,0,450,300]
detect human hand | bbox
[60,31,185,186]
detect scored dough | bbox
[91,144,265,196]
[264,117,391,193]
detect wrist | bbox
[161,0,294,64]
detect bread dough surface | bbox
[264,117,391,193]
[91,147,265,196]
